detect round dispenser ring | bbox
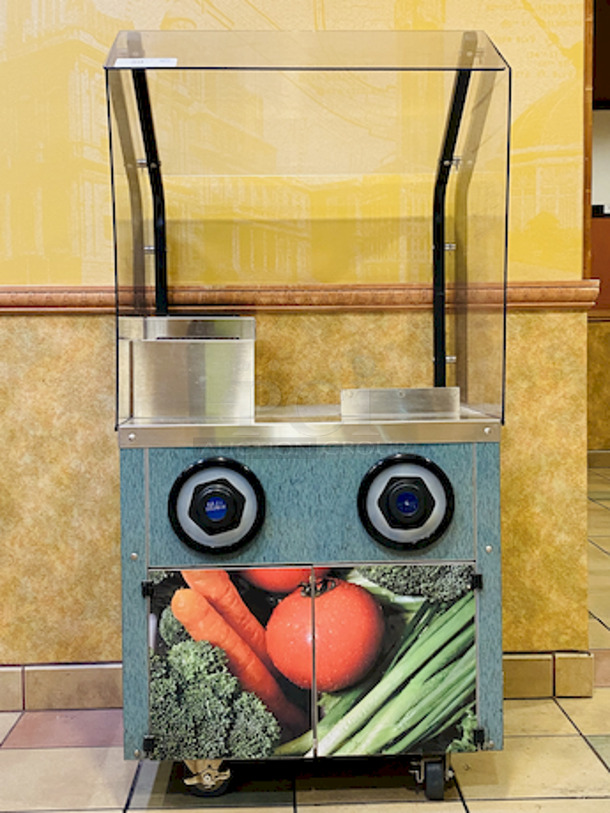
[168,457,266,554]
[358,453,454,550]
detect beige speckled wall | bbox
[588,320,610,451]
[503,310,588,651]
[0,307,589,664]
[255,312,433,407]
[0,317,121,663]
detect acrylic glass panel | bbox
[106,31,510,420]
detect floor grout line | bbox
[454,794,610,802]
[590,609,610,633]
[588,498,610,511]
[122,758,141,813]
[452,773,470,812]
[589,538,610,557]
[553,697,610,774]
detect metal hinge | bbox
[141,580,154,598]
[470,573,483,591]
[142,735,156,756]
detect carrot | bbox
[181,569,274,672]
[171,588,307,732]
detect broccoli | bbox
[149,610,281,761]
[228,692,284,759]
[353,564,474,603]
[447,704,478,753]
[158,605,190,649]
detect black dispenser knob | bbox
[358,453,454,550]
[168,457,265,554]
[188,479,246,536]
[378,476,436,529]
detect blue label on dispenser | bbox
[204,497,228,522]
[396,491,420,516]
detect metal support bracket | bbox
[142,735,156,756]
[183,759,232,793]
[141,580,154,598]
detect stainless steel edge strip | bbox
[118,418,501,448]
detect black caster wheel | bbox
[424,758,446,801]
[190,775,231,797]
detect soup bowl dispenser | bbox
[105,29,510,802]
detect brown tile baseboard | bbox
[503,653,555,698]
[0,663,122,711]
[2,652,601,712]
[588,450,610,467]
[0,667,23,712]
[592,648,610,687]
[23,664,123,710]
[503,651,596,699]
[554,652,595,697]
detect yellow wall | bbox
[0,1,590,664]
[0,1,583,287]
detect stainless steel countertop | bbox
[117,404,501,448]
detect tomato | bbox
[265,578,385,692]
[239,567,330,594]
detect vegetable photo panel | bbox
[278,564,479,758]
[147,567,314,760]
[146,564,478,762]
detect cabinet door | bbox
[308,565,479,758]
[146,566,314,762]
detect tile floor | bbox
[588,468,610,658]
[1,472,609,813]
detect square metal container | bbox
[121,316,255,422]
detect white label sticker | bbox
[114,57,178,68]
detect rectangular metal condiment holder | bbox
[120,316,255,423]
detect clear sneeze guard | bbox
[105,30,510,446]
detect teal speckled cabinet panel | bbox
[145,443,476,567]
[120,439,503,757]
[474,442,503,749]
[120,449,149,760]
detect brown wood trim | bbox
[588,308,610,321]
[0,287,116,314]
[0,280,599,315]
[506,279,599,310]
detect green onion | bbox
[315,592,475,756]
[382,647,476,754]
[335,630,475,756]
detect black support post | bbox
[132,69,168,317]
[432,32,476,387]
